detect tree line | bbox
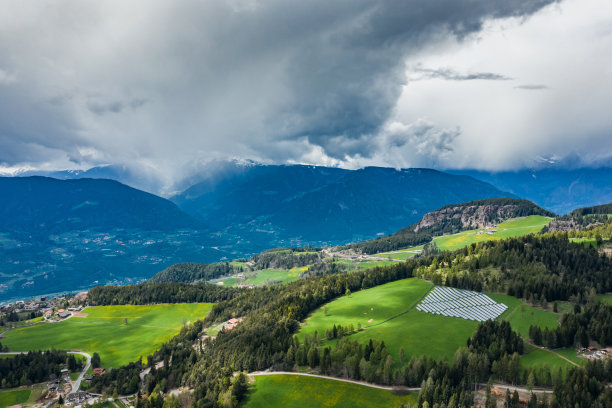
[0,349,82,389]
[88,283,243,305]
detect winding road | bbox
[68,351,92,395]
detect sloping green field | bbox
[300,279,479,362]
[300,277,572,367]
[2,303,213,368]
[300,278,433,340]
[0,389,30,408]
[489,293,560,338]
[245,375,416,408]
[432,216,552,251]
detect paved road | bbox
[68,351,92,395]
[249,371,420,391]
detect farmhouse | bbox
[58,311,71,319]
[93,368,105,375]
[66,391,89,405]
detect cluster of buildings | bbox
[579,346,612,360]
[1,294,87,326]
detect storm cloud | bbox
[3,0,610,189]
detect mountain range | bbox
[2,162,612,302]
[0,166,513,301]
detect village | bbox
[0,293,89,330]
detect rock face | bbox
[413,205,521,232]
[548,220,603,232]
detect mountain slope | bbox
[173,164,513,246]
[0,176,197,235]
[0,177,219,302]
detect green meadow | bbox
[300,277,571,365]
[245,268,302,285]
[244,375,416,408]
[489,293,560,338]
[597,294,612,305]
[0,389,30,408]
[375,246,424,260]
[300,279,480,362]
[2,303,213,368]
[569,237,598,247]
[520,345,585,374]
[300,278,433,340]
[432,216,552,251]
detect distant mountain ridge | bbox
[0,177,217,303]
[171,163,514,246]
[0,176,197,235]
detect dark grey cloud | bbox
[514,84,550,90]
[409,66,512,81]
[0,0,559,186]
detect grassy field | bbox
[244,375,416,408]
[300,277,571,365]
[569,237,598,247]
[520,345,585,374]
[0,388,30,408]
[300,278,433,340]
[300,279,480,362]
[245,268,303,285]
[597,294,612,305]
[489,294,560,338]
[374,246,424,260]
[2,303,213,368]
[432,216,552,251]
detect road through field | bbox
[68,351,91,395]
[249,371,420,391]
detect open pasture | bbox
[597,294,612,305]
[300,278,479,362]
[520,345,585,374]
[244,374,416,408]
[245,268,302,285]
[0,389,30,408]
[489,294,560,338]
[300,278,432,340]
[301,277,570,365]
[375,246,424,260]
[1,303,213,368]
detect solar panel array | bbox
[416,286,507,322]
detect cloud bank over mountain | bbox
[0,0,610,188]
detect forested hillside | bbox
[84,231,612,408]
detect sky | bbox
[0,0,611,188]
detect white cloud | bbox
[392,0,612,170]
[1,0,609,189]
